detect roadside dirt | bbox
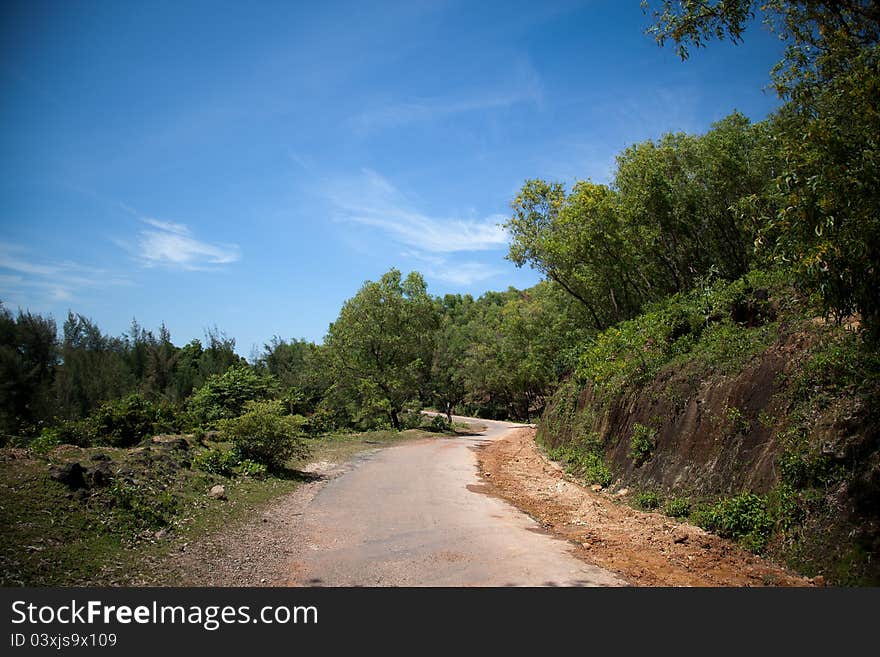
[152,461,342,586]
[475,427,812,587]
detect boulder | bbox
[49,462,87,490]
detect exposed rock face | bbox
[539,332,816,497]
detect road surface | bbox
[286,417,625,586]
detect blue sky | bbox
[0,0,785,356]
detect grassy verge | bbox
[0,426,449,586]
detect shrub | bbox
[28,428,61,454]
[86,394,157,447]
[218,400,308,469]
[629,423,657,465]
[425,414,450,433]
[109,481,178,530]
[694,493,774,553]
[636,491,661,510]
[188,366,278,424]
[663,497,692,518]
[192,448,240,476]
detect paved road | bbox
[287,417,625,587]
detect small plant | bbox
[425,414,450,433]
[192,448,240,476]
[629,423,657,465]
[723,405,750,437]
[694,492,774,553]
[663,497,691,518]
[636,491,661,510]
[28,428,61,454]
[237,459,268,478]
[757,410,776,429]
[548,433,614,487]
[109,481,178,530]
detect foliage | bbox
[645,0,880,337]
[325,269,438,430]
[192,448,240,476]
[694,493,775,553]
[505,114,773,330]
[85,394,159,447]
[237,459,268,478]
[217,400,308,469]
[187,365,278,425]
[109,481,179,531]
[636,491,661,510]
[629,423,657,465]
[663,497,692,518]
[575,270,784,401]
[546,433,614,487]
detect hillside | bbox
[536,272,880,584]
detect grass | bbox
[0,426,448,586]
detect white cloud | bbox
[328,168,508,254]
[0,242,129,306]
[136,219,241,270]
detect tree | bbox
[187,365,278,424]
[645,0,880,335]
[0,305,58,433]
[326,269,438,430]
[256,337,329,415]
[54,313,133,421]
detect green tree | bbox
[0,305,58,433]
[187,364,278,424]
[645,0,880,335]
[326,269,438,430]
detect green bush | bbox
[694,493,774,553]
[27,428,61,454]
[218,400,308,469]
[636,491,661,510]
[629,423,657,465]
[192,448,240,476]
[86,394,158,447]
[424,414,450,433]
[188,365,278,424]
[663,497,692,518]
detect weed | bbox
[629,423,657,465]
[636,490,661,510]
[663,497,692,518]
[694,493,774,553]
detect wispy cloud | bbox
[133,219,241,270]
[326,168,508,287]
[328,168,508,254]
[349,59,544,134]
[425,262,503,286]
[0,242,130,306]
